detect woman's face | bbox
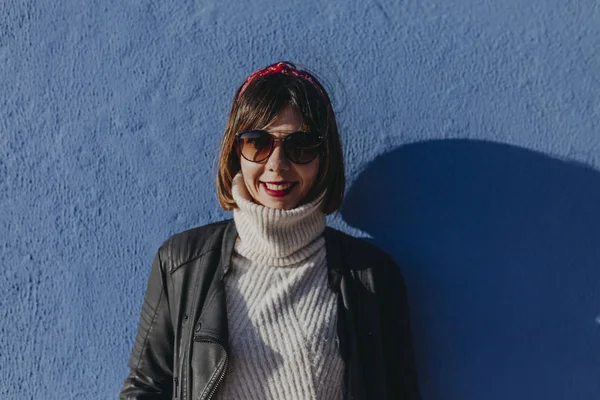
[239,106,320,210]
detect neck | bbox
[231,173,326,266]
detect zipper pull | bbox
[174,377,179,398]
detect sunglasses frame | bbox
[235,129,325,164]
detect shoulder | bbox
[325,227,406,288]
[157,219,233,272]
[325,227,396,267]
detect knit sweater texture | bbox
[216,174,344,399]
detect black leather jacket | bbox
[120,220,421,400]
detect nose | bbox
[266,141,290,171]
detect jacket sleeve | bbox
[120,248,175,399]
[378,257,422,400]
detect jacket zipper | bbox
[174,377,178,398]
[193,336,229,400]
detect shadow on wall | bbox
[341,139,600,400]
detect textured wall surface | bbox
[1,0,599,399]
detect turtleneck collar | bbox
[232,173,326,267]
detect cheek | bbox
[240,159,261,188]
[240,158,256,175]
[300,159,320,188]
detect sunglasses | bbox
[235,130,325,164]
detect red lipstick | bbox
[261,181,297,197]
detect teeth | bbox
[264,182,293,190]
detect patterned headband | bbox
[237,62,325,99]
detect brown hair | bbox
[216,62,345,214]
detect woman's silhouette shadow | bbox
[341,139,600,400]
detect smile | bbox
[261,181,297,197]
[264,182,294,190]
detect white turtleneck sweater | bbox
[216,174,344,400]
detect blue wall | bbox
[2,0,599,398]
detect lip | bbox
[263,181,294,184]
[260,181,297,198]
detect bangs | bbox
[235,74,327,133]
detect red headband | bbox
[237,62,325,99]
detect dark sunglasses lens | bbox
[238,130,273,162]
[285,132,323,164]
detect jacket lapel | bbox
[188,221,237,399]
[325,228,367,400]
[195,220,237,343]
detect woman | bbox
[120,62,421,399]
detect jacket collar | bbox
[219,220,237,278]
[324,227,345,292]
